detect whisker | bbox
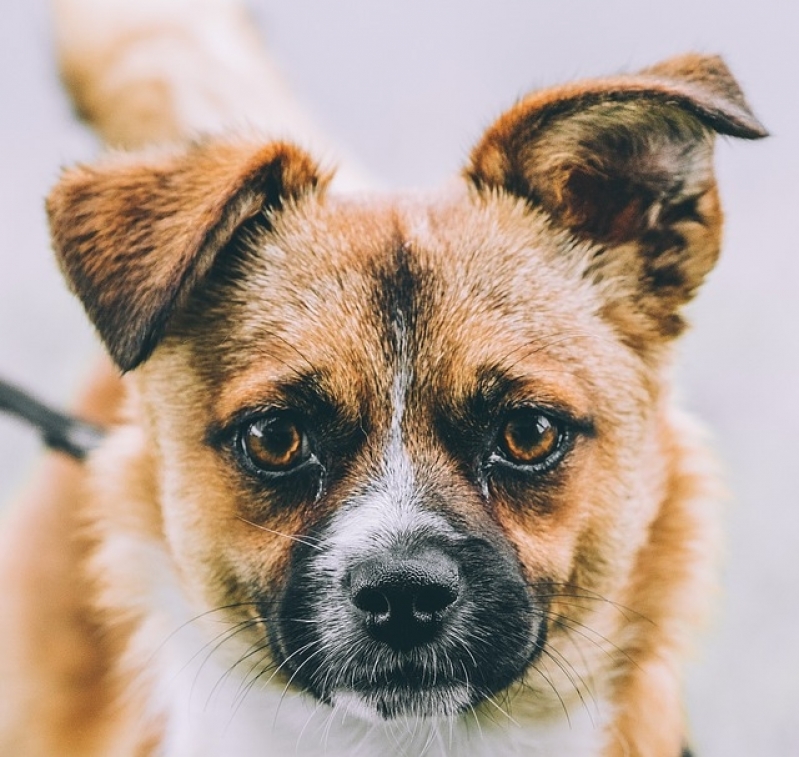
[502,330,621,372]
[152,601,261,658]
[295,695,327,752]
[236,515,323,551]
[225,640,318,727]
[482,693,520,726]
[538,581,653,624]
[191,618,266,705]
[529,657,571,726]
[230,643,275,708]
[448,628,479,671]
[419,717,440,757]
[540,645,596,724]
[547,618,600,705]
[263,330,318,376]
[466,701,484,742]
[321,698,341,753]
[272,646,329,727]
[249,641,316,703]
[208,625,277,706]
[546,610,638,669]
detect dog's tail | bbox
[52,0,369,189]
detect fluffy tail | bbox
[52,0,368,188]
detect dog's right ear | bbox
[47,140,325,372]
[465,54,766,346]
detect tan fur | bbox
[48,140,327,370]
[0,359,126,756]
[0,3,766,756]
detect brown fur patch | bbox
[0,358,127,756]
[47,139,327,371]
[465,54,766,348]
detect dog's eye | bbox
[496,409,566,469]
[240,414,310,472]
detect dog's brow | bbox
[442,364,595,432]
[206,370,359,442]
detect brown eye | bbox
[498,409,563,467]
[240,414,310,472]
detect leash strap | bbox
[0,378,106,461]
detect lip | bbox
[293,614,547,721]
[330,682,474,721]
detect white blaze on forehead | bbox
[386,311,412,492]
[318,315,455,565]
[319,390,452,564]
[390,308,411,426]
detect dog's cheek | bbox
[128,360,300,618]
[492,406,669,605]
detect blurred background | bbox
[0,1,796,754]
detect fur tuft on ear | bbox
[465,53,766,343]
[47,139,326,371]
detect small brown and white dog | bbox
[0,1,766,756]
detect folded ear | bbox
[48,140,326,371]
[465,54,767,343]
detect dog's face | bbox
[140,194,652,720]
[47,55,764,721]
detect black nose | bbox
[349,550,460,652]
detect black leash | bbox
[0,377,106,461]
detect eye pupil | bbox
[500,411,560,465]
[243,415,305,471]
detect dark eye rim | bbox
[233,410,322,480]
[486,405,583,475]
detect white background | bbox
[0,1,797,754]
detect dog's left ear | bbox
[466,54,767,342]
[47,140,326,371]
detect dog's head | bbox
[48,55,764,721]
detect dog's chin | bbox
[293,636,542,724]
[329,685,473,723]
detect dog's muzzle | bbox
[269,517,546,721]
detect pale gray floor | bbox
[1,1,797,754]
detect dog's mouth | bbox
[271,617,546,721]
[320,642,543,720]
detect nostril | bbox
[413,583,458,618]
[353,586,390,616]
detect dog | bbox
[0,1,766,755]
